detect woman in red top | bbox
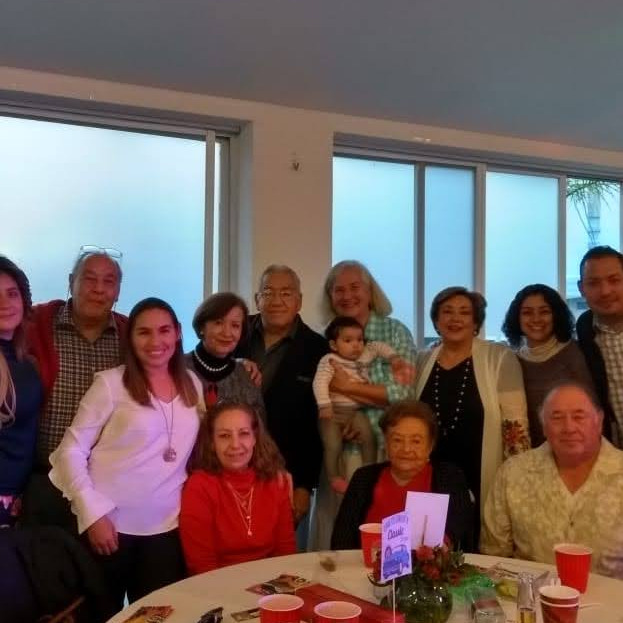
[331,400,475,551]
[180,402,296,574]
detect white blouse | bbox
[49,365,204,535]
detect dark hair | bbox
[579,245,623,280]
[379,399,438,448]
[123,297,198,407]
[189,402,285,479]
[0,256,32,360]
[70,251,123,286]
[430,286,487,334]
[192,292,249,340]
[502,284,575,348]
[324,316,364,342]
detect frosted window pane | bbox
[332,157,415,333]
[485,171,558,339]
[424,166,475,342]
[566,178,621,317]
[1,116,208,349]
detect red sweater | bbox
[180,468,296,575]
[365,463,433,524]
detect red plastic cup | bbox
[359,523,382,568]
[258,594,304,623]
[539,585,580,623]
[314,601,362,623]
[554,543,592,593]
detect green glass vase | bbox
[395,575,453,623]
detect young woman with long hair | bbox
[50,297,204,609]
[0,256,42,527]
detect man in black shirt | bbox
[239,265,328,548]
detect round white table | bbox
[106,551,623,623]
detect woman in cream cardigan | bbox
[414,287,530,541]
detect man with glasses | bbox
[23,247,127,532]
[238,264,329,549]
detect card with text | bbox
[381,511,412,582]
[405,491,449,547]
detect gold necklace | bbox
[226,481,255,536]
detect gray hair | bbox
[538,381,603,426]
[257,264,301,294]
[321,260,392,322]
[70,252,123,286]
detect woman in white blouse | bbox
[50,297,204,610]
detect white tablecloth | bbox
[106,550,623,623]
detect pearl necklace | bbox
[225,481,255,536]
[193,347,229,373]
[432,357,471,437]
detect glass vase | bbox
[395,575,453,623]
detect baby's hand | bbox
[319,406,334,419]
[390,357,416,385]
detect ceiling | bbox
[2,0,623,151]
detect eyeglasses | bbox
[78,245,123,261]
[257,288,297,302]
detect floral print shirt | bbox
[481,439,623,579]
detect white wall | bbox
[2,65,623,329]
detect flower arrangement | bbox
[371,542,465,586]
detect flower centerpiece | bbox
[371,542,464,623]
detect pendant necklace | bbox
[226,481,255,536]
[156,386,177,463]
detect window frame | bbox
[0,104,232,297]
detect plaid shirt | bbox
[36,303,122,465]
[363,311,417,439]
[595,320,623,441]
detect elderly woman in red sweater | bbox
[180,402,295,574]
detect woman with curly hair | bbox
[502,284,594,446]
[180,402,295,574]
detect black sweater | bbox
[331,461,475,552]
[237,315,329,492]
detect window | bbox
[485,171,558,338]
[332,156,415,331]
[1,114,226,348]
[424,166,474,342]
[333,152,622,346]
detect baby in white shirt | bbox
[313,316,403,493]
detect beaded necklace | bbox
[432,357,472,437]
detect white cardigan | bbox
[414,338,530,511]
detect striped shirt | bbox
[594,320,623,441]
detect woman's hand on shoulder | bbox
[87,514,119,556]
[239,359,262,387]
